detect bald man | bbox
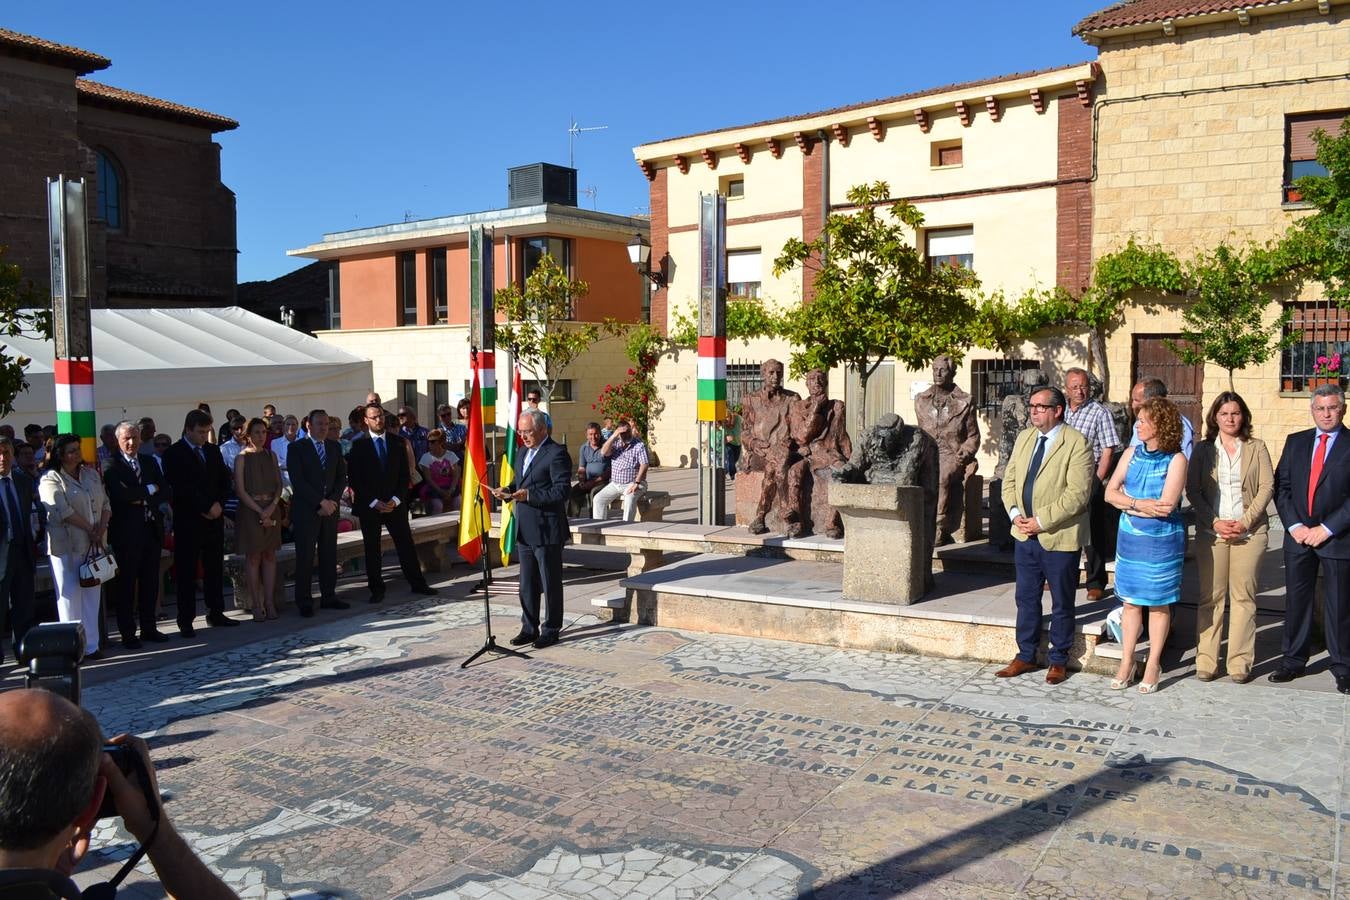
[0,689,234,898]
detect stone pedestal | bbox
[829,482,932,605]
[959,474,984,542]
[988,478,1012,551]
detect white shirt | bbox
[1215,439,1244,521]
[273,436,299,470]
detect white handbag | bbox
[79,545,118,588]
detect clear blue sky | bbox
[9,1,1104,283]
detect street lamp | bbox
[627,233,666,288]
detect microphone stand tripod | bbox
[462,486,530,668]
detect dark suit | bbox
[347,431,429,598]
[103,453,166,641]
[503,438,572,638]
[288,436,347,610]
[0,470,39,656]
[163,437,231,630]
[1274,424,1350,677]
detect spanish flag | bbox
[457,367,491,566]
[497,366,522,562]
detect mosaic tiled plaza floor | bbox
[74,593,1348,899]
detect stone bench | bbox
[595,489,672,523]
[225,512,461,611]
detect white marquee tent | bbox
[2,307,373,432]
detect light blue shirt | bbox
[1129,415,1194,460]
[1294,427,1341,536]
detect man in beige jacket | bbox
[998,387,1094,684]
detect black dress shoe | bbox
[298,605,315,618]
[122,637,143,651]
[532,634,558,650]
[179,625,196,638]
[1267,667,1301,683]
[411,585,439,596]
[143,631,170,643]
[206,614,240,628]
[368,594,384,604]
[508,631,537,647]
[320,599,351,610]
[84,650,103,661]
[1336,674,1350,695]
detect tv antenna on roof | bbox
[568,116,608,169]
[581,185,598,209]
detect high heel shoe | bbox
[1137,680,1159,694]
[1110,662,1137,690]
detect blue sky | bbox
[9,1,1103,283]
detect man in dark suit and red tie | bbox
[347,402,437,603]
[163,409,240,637]
[0,435,39,665]
[288,409,348,616]
[493,408,572,649]
[1272,384,1350,693]
[103,421,170,649]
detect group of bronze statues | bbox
[735,355,985,543]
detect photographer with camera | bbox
[0,689,236,899]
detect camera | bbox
[98,742,157,820]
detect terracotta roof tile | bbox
[0,27,110,74]
[639,61,1096,149]
[76,79,238,132]
[1074,0,1301,34]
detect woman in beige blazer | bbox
[1186,392,1274,683]
[38,433,111,658]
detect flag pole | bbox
[462,346,529,668]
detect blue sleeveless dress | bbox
[1114,447,1184,606]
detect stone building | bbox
[289,167,649,446]
[0,28,237,308]
[1078,0,1350,462]
[633,0,1350,467]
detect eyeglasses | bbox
[1028,403,1059,411]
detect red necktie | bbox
[1308,433,1329,513]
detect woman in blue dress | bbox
[1105,397,1189,693]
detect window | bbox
[522,236,571,281]
[726,249,762,299]
[397,252,417,325]
[970,359,1040,413]
[845,362,895,432]
[397,379,418,414]
[95,150,123,229]
[1281,300,1350,392]
[1285,111,1346,203]
[726,362,763,411]
[523,380,572,402]
[428,248,447,323]
[931,140,963,168]
[926,226,974,271]
[431,379,449,412]
[719,175,745,199]
[327,262,341,330]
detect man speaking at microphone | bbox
[492,409,572,650]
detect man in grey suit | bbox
[287,410,348,617]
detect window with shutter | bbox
[1285,111,1347,202]
[726,249,762,299]
[926,227,974,272]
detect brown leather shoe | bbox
[995,658,1039,678]
[1046,664,1067,685]
[1086,588,1105,602]
[1230,672,1251,684]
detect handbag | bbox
[79,545,118,588]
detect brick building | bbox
[289,167,650,447]
[0,28,238,308]
[634,0,1350,467]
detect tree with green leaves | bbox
[1282,117,1350,303]
[1165,243,1297,391]
[772,180,979,437]
[492,253,604,406]
[0,246,51,418]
